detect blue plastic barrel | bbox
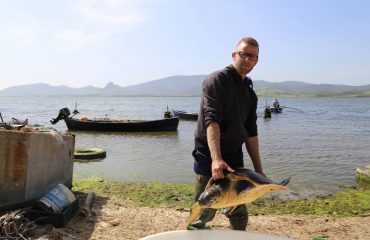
[39,183,76,212]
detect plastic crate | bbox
[26,195,80,228]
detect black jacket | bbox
[194,65,258,155]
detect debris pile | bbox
[0,210,36,239]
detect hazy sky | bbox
[1,0,369,90]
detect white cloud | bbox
[78,0,148,26]
[54,30,101,50]
[0,10,42,50]
[0,1,150,52]
[52,0,149,50]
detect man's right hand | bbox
[211,159,235,180]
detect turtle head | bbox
[198,185,222,207]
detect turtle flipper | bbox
[186,202,203,229]
[279,177,291,186]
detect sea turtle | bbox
[186,168,290,229]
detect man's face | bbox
[232,42,259,76]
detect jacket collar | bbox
[226,65,254,89]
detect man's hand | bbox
[211,159,235,180]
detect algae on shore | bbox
[72,177,370,217]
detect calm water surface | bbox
[1,96,369,198]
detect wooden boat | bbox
[263,106,272,119]
[269,106,283,113]
[271,99,283,113]
[51,108,179,132]
[0,114,29,130]
[172,110,198,120]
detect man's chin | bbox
[234,66,251,76]
[241,70,251,76]
[243,68,253,75]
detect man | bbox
[191,37,264,230]
[273,98,280,112]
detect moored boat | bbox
[269,106,283,113]
[172,110,198,120]
[51,108,179,132]
[263,106,272,118]
[271,98,283,113]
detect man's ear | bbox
[231,52,236,60]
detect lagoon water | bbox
[1,96,369,198]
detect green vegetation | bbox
[356,173,370,189]
[73,177,194,207]
[249,189,370,217]
[73,177,370,217]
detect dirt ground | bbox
[32,196,369,240]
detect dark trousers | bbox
[191,174,248,230]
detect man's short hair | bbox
[236,37,259,49]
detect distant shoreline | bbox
[1,78,370,97]
[1,93,370,97]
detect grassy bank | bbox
[72,177,370,217]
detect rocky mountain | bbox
[1,76,369,97]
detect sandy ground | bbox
[32,196,370,240]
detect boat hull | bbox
[64,117,179,132]
[269,107,283,113]
[172,110,198,120]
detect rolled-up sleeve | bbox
[202,73,226,128]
